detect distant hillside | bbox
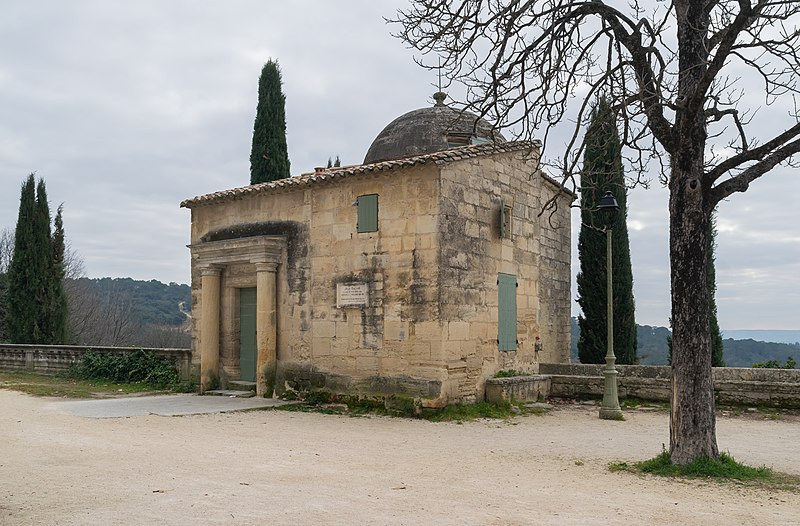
[634,324,673,365]
[720,339,800,367]
[723,330,800,345]
[570,317,798,368]
[72,277,190,327]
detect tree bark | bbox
[669,176,719,464]
[668,0,720,465]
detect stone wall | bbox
[0,344,192,382]
[539,363,800,407]
[187,148,573,404]
[190,165,449,398]
[438,149,573,401]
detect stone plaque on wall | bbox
[336,282,369,308]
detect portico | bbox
[190,235,286,397]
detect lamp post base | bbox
[599,364,624,420]
[599,407,624,420]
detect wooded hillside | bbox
[570,318,798,368]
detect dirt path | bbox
[1,390,798,525]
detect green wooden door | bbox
[498,274,517,351]
[239,287,257,382]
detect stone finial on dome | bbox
[433,91,447,106]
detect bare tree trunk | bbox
[667,1,720,465]
[669,167,719,464]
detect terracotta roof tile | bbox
[181,141,550,208]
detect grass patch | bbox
[274,390,544,422]
[619,397,668,410]
[610,450,800,491]
[424,401,520,421]
[0,371,176,398]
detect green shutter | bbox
[357,194,378,233]
[498,273,517,351]
[239,287,257,382]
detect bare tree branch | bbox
[711,136,800,202]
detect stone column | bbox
[256,262,278,397]
[199,266,222,392]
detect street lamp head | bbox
[596,191,619,226]
[597,191,619,213]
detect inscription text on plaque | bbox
[336,282,369,308]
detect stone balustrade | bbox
[538,363,800,408]
[0,344,192,382]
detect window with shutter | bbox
[498,273,517,351]
[357,194,378,233]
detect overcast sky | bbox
[1,1,797,330]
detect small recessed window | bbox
[357,194,378,233]
[499,201,513,239]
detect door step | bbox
[205,389,255,398]
[228,380,257,392]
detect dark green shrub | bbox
[752,356,796,369]
[70,350,179,387]
[494,369,521,378]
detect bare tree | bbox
[0,228,13,275]
[67,278,140,346]
[0,228,11,341]
[137,324,191,349]
[64,277,102,344]
[396,1,800,464]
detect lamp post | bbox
[597,191,623,420]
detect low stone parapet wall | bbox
[0,344,192,382]
[485,375,551,404]
[538,363,800,407]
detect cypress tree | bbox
[48,204,69,343]
[708,214,724,366]
[4,175,68,344]
[249,60,290,184]
[576,99,637,364]
[6,175,43,342]
[0,272,7,342]
[34,179,53,341]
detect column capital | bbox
[200,265,222,277]
[255,261,278,273]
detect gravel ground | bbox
[1,390,798,525]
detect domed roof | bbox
[363,92,505,164]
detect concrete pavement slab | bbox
[48,394,293,418]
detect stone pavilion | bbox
[181,93,574,405]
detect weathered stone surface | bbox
[0,344,192,381]
[363,99,505,165]
[485,375,552,403]
[539,363,800,407]
[185,141,573,404]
